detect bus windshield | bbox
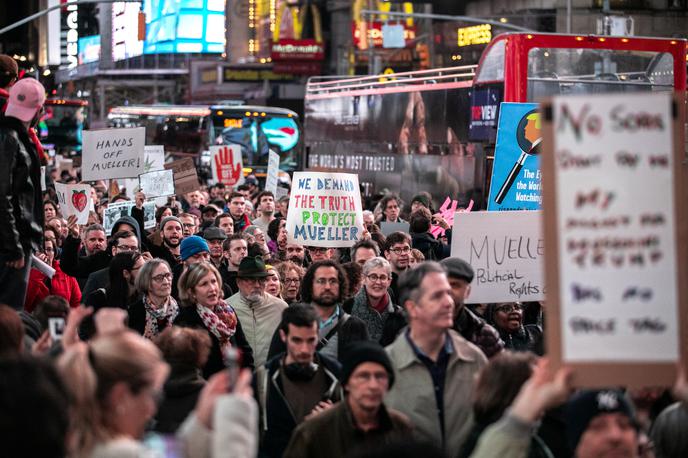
[208,109,300,170]
[527,48,674,101]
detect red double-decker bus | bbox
[304,32,686,208]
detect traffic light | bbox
[416,43,430,69]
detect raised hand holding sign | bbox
[211,145,244,187]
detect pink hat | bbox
[6,78,46,122]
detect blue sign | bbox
[487,103,541,211]
[469,86,502,142]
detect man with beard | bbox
[252,190,275,233]
[202,226,227,269]
[221,233,248,294]
[228,256,287,367]
[383,232,412,301]
[82,224,107,256]
[284,242,306,266]
[148,216,183,267]
[255,304,342,458]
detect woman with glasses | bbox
[485,302,543,355]
[346,257,407,346]
[275,260,304,305]
[264,264,282,299]
[24,237,82,312]
[174,262,254,377]
[128,259,179,340]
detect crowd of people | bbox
[1,61,688,458]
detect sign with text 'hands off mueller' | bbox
[542,92,688,388]
[81,127,145,181]
[286,172,364,248]
[451,210,544,304]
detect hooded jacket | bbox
[0,115,44,258]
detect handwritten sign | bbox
[286,172,364,248]
[54,183,91,225]
[139,169,175,198]
[488,103,542,211]
[103,201,156,235]
[164,158,199,195]
[81,127,145,181]
[542,92,688,387]
[451,210,544,303]
[210,145,244,187]
[266,150,280,194]
[144,145,165,172]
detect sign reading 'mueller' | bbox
[81,127,145,181]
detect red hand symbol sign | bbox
[214,146,243,186]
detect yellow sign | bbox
[457,24,492,47]
[223,118,244,128]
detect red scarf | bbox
[369,292,390,314]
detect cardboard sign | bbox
[40,166,46,191]
[164,158,199,195]
[379,221,410,237]
[81,127,145,181]
[286,172,364,248]
[210,145,244,187]
[451,210,544,304]
[139,169,175,198]
[488,103,542,211]
[541,92,688,388]
[266,150,280,194]
[54,183,92,225]
[103,201,156,235]
[143,145,165,172]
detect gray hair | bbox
[84,223,105,236]
[362,256,391,277]
[135,258,171,295]
[397,261,446,308]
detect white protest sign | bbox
[286,172,364,248]
[266,150,280,194]
[40,166,46,191]
[103,201,156,235]
[550,92,680,364]
[139,169,175,198]
[81,127,145,181]
[54,183,92,225]
[210,145,244,187]
[143,145,165,172]
[451,210,544,303]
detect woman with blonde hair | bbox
[174,261,254,377]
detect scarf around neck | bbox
[196,299,238,352]
[143,295,179,340]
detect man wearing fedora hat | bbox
[228,256,288,367]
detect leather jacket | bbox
[0,116,43,258]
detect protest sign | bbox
[286,172,364,248]
[429,197,474,239]
[143,145,165,172]
[40,166,46,191]
[266,150,280,194]
[164,158,200,195]
[487,103,542,211]
[451,210,544,304]
[81,127,145,181]
[54,183,92,225]
[103,201,156,234]
[541,92,688,388]
[139,169,175,198]
[380,221,410,237]
[210,145,244,187]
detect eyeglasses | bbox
[315,278,339,286]
[116,245,139,252]
[366,274,390,283]
[389,246,411,255]
[241,277,267,284]
[285,278,300,284]
[308,247,328,253]
[182,223,196,228]
[152,273,173,283]
[352,371,389,383]
[496,303,522,313]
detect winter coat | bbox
[24,260,81,311]
[0,115,43,258]
[153,365,206,434]
[347,287,406,345]
[453,307,505,358]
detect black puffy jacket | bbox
[0,116,43,258]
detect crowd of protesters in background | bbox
[1,59,688,458]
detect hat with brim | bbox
[237,256,270,278]
[6,78,46,122]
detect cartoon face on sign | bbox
[71,190,88,212]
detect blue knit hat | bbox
[180,235,209,261]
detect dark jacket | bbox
[410,231,446,261]
[153,365,206,434]
[283,399,413,458]
[0,116,43,258]
[499,324,544,355]
[81,267,109,305]
[255,352,342,458]
[346,287,406,346]
[453,307,505,358]
[173,304,254,378]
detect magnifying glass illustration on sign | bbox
[494,109,542,205]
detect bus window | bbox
[475,39,505,83]
[527,48,674,101]
[40,103,88,153]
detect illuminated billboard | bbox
[78,35,101,64]
[112,2,143,61]
[143,0,225,54]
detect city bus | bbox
[39,99,89,156]
[107,104,301,178]
[304,32,687,209]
